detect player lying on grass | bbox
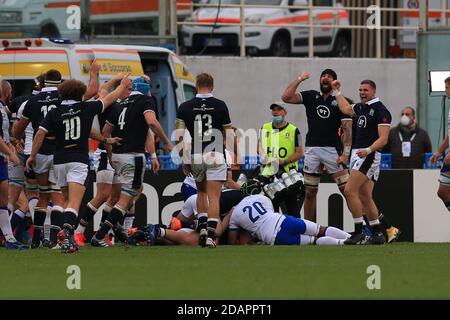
[130,180,350,246]
[228,193,350,246]
[128,189,244,246]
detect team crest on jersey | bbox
[285,132,290,138]
[331,100,338,107]
[369,108,374,116]
[317,105,330,119]
[357,115,367,128]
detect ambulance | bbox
[0,38,196,138]
[181,0,351,57]
[395,0,450,58]
[0,0,193,40]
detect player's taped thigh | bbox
[439,171,450,186]
[38,185,51,194]
[10,178,25,188]
[303,173,320,188]
[334,171,350,188]
[25,180,39,192]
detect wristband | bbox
[333,89,342,97]
[365,147,372,155]
[151,153,157,159]
[343,146,351,156]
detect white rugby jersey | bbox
[180,194,197,219]
[17,101,34,155]
[229,195,284,245]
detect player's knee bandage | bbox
[10,179,25,188]
[25,181,39,192]
[304,174,320,188]
[439,172,450,186]
[38,185,51,194]
[50,184,62,193]
[334,173,349,188]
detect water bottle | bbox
[281,172,293,188]
[237,173,248,186]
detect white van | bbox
[181,0,351,56]
[0,38,196,138]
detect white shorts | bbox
[350,150,381,182]
[303,147,345,175]
[93,149,115,184]
[8,153,25,186]
[34,153,53,175]
[53,162,89,187]
[111,153,146,195]
[190,152,227,182]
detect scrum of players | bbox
[0,65,402,253]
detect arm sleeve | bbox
[21,100,32,119]
[106,106,119,127]
[88,100,104,116]
[39,109,54,132]
[141,96,156,115]
[299,90,313,106]
[222,103,232,126]
[376,109,392,126]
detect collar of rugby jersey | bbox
[367,97,380,105]
[130,91,143,96]
[196,93,213,98]
[61,100,79,105]
[41,87,58,92]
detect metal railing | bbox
[86,153,444,171]
[177,0,450,58]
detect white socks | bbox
[316,236,345,246]
[0,208,15,240]
[325,226,351,240]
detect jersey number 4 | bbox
[195,114,212,142]
[118,107,127,130]
[63,116,81,140]
[243,202,267,223]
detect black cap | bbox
[270,102,286,110]
[320,68,337,80]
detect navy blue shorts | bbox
[181,183,197,202]
[0,156,9,182]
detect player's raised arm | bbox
[281,71,310,104]
[332,80,355,117]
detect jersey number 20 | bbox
[63,116,81,140]
[243,202,267,223]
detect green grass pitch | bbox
[2,243,450,299]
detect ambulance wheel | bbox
[40,24,60,39]
[270,34,291,57]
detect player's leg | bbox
[302,148,322,222]
[437,169,450,211]
[55,162,88,253]
[92,153,145,246]
[359,180,386,244]
[76,151,114,241]
[204,159,227,248]
[32,170,51,247]
[342,170,369,244]
[46,169,65,247]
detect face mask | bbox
[400,115,410,126]
[272,115,284,124]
